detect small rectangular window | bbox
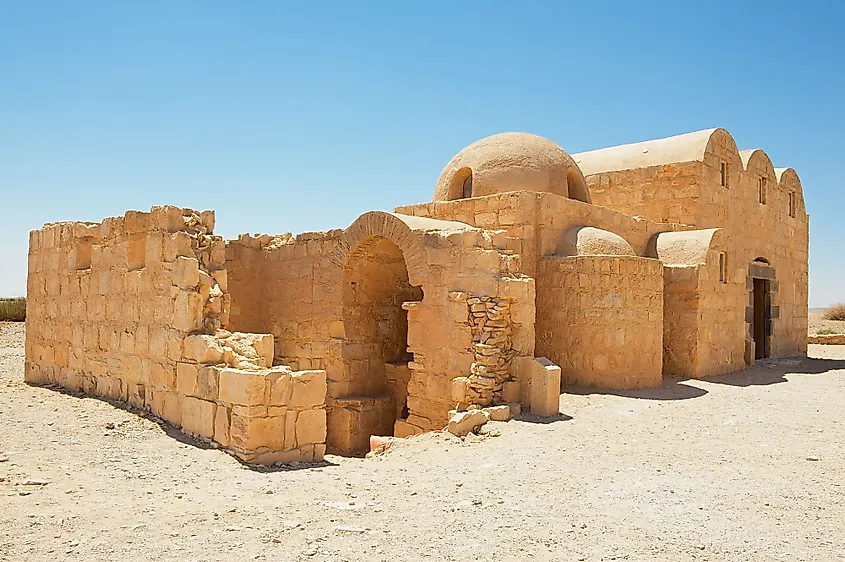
[788,192,796,217]
[718,252,728,283]
[758,177,767,204]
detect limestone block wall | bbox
[535,255,664,389]
[395,191,686,279]
[25,207,327,464]
[576,128,808,365]
[584,161,703,225]
[662,266,701,378]
[225,230,344,372]
[224,212,536,453]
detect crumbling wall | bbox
[535,255,664,389]
[25,206,326,464]
[226,231,344,372]
[224,212,536,453]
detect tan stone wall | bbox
[226,230,344,372]
[224,236,265,333]
[395,191,687,278]
[584,161,703,225]
[662,266,700,378]
[535,255,663,389]
[224,212,536,454]
[577,129,808,370]
[25,207,327,464]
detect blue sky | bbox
[1,0,843,306]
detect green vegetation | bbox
[816,328,842,335]
[822,303,845,322]
[0,297,26,322]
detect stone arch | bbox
[443,167,474,199]
[328,211,474,455]
[332,212,429,287]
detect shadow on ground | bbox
[707,355,845,387]
[564,379,708,401]
[516,412,573,424]
[565,354,845,398]
[26,381,338,472]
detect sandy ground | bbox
[1,324,844,561]
[808,312,845,335]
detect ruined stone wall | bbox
[224,236,264,333]
[336,213,535,442]
[226,230,344,373]
[535,255,664,389]
[224,213,536,453]
[25,207,327,464]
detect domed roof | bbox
[433,132,590,203]
[557,226,635,257]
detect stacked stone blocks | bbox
[25,206,327,464]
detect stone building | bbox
[24,128,809,461]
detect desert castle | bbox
[24,128,808,461]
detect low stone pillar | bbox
[529,357,561,417]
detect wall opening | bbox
[462,173,473,199]
[753,278,769,359]
[334,236,423,455]
[448,167,473,200]
[566,169,590,203]
[718,251,728,283]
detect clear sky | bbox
[1,1,843,306]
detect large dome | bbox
[433,132,590,202]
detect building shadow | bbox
[563,379,708,401]
[515,412,574,424]
[30,382,338,472]
[706,355,845,387]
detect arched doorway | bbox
[333,235,423,455]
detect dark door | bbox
[753,278,768,359]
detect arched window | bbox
[462,173,473,199]
[566,169,590,203]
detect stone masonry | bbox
[26,128,809,462]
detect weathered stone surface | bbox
[24,127,810,464]
[446,410,489,437]
[483,405,511,422]
[296,409,327,446]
